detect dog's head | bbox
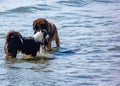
[33,18,49,34]
[4,31,23,58]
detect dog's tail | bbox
[5,30,22,41]
[5,30,23,51]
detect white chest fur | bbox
[33,31,43,42]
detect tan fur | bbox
[33,18,60,51]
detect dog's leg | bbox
[47,40,52,51]
[53,31,60,48]
[40,45,43,54]
[42,45,44,53]
[6,51,17,59]
[39,45,45,54]
[52,24,60,48]
[32,52,37,57]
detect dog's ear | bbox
[33,23,36,30]
[33,20,37,30]
[33,21,41,31]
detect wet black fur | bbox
[4,31,41,59]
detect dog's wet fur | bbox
[33,18,60,51]
[4,30,47,59]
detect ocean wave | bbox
[57,0,90,7]
[8,4,59,13]
[108,46,120,51]
[92,0,120,3]
[7,6,34,13]
[54,47,75,56]
[0,0,120,13]
[0,0,53,13]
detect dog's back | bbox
[21,37,40,56]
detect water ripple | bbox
[93,0,120,3]
[57,0,91,7]
[7,7,34,13]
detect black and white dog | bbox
[4,30,47,59]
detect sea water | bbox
[0,0,120,86]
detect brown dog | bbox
[33,18,60,51]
